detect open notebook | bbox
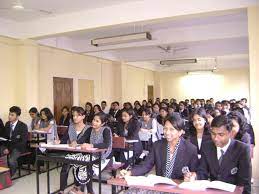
[125,175,178,187]
[179,180,236,192]
[0,137,8,141]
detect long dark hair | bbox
[189,108,210,135]
[227,111,248,140]
[40,108,54,122]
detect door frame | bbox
[50,73,97,110]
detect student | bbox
[215,101,223,111]
[156,107,169,138]
[59,106,70,127]
[114,109,143,163]
[185,115,252,194]
[120,114,198,181]
[0,106,28,176]
[138,108,159,150]
[240,98,251,124]
[178,101,189,119]
[152,103,160,118]
[187,108,211,159]
[28,107,40,131]
[0,116,5,136]
[36,108,58,143]
[69,112,112,194]
[110,101,122,122]
[133,102,142,117]
[101,101,109,114]
[84,102,94,124]
[227,111,251,145]
[222,100,231,115]
[56,107,90,194]
[93,104,102,115]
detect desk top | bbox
[107,178,243,194]
[0,166,9,174]
[31,130,51,134]
[38,144,107,153]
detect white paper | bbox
[179,180,236,192]
[125,175,177,187]
[0,137,8,141]
[40,143,81,149]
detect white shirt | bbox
[11,120,18,131]
[102,107,110,114]
[197,138,202,150]
[217,139,231,160]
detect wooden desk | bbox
[35,144,107,194]
[107,178,243,194]
[0,167,9,174]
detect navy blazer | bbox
[116,118,143,156]
[131,138,198,179]
[189,132,212,155]
[2,121,28,153]
[197,140,251,194]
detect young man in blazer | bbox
[185,115,251,194]
[0,106,28,176]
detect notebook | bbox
[179,180,236,192]
[125,174,177,187]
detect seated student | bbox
[187,108,211,159]
[227,111,251,145]
[35,108,58,143]
[68,112,112,194]
[178,101,189,119]
[55,107,90,194]
[138,108,159,150]
[151,103,160,118]
[133,102,142,117]
[184,115,252,194]
[59,106,70,127]
[93,104,103,115]
[120,114,198,181]
[0,106,28,176]
[101,100,109,114]
[28,107,40,131]
[110,101,122,122]
[114,109,143,163]
[84,102,94,125]
[156,107,169,138]
[0,116,4,136]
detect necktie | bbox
[10,124,14,138]
[218,149,224,166]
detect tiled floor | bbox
[1,168,113,194]
[1,169,259,194]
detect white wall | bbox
[159,68,249,102]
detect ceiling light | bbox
[91,32,152,47]
[160,59,197,66]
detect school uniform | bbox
[131,138,198,179]
[0,120,28,176]
[179,109,189,119]
[59,115,70,127]
[110,109,122,122]
[116,118,143,157]
[197,139,251,194]
[188,131,211,158]
[59,124,89,191]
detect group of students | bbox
[0,97,254,194]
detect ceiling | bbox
[0,0,138,22]
[0,1,255,72]
[36,8,249,71]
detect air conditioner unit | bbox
[160,59,197,66]
[91,32,152,47]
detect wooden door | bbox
[147,85,154,102]
[53,77,73,123]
